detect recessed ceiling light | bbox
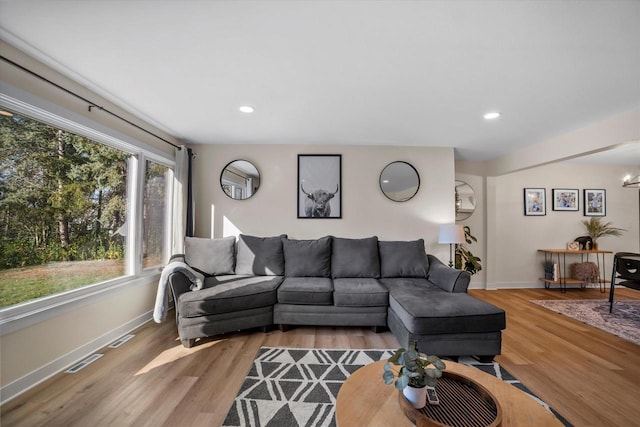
[239,105,255,113]
[484,112,501,120]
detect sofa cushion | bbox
[379,278,442,293]
[178,275,283,317]
[184,236,235,276]
[389,290,506,335]
[331,236,380,278]
[283,237,332,277]
[277,277,333,305]
[333,278,389,307]
[235,234,286,276]
[379,239,429,278]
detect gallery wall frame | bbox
[584,189,606,216]
[297,154,342,219]
[552,188,579,211]
[524,188,546,216]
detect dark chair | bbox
[609,252,640,313]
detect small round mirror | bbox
[455,180,476,221]
[220,160,260,200]
[379,161,420,202]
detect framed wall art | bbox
[524,188,546,216]
[552,188,579,211]
[584,189,606,216]
[297,154,342,218]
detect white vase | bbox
[403,385,427,409]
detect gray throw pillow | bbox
[331,236,380,278]
[184,236,235,276]
[283,237,332,277]
[235,234,286,276]
[379,239,429,278]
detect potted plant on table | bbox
[542,260,554,280]
[581,217,625,250]
[455,225,482,275]
[382,345,446,409]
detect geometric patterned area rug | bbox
[531,299,640,346]
[222,347,570,427]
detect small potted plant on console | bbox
[382,344,446,408]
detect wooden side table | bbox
[335,360,563,427]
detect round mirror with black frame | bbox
[379,161,420,202]
[455,180,476,221]
[220,159,260,200]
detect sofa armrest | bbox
[426,254,470,293]
[168,271,193,319]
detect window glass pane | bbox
[0,110,129,308]
[142,160,169,269]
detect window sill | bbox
[0,272,160,336]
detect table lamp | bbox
[438,224,465,267]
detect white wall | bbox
[476,162,639,289]
[192,144,456,260]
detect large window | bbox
[0,107,172,309]
[143,160,170,269]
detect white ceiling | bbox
[0,0,639,164]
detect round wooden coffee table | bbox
[335,360,563,427]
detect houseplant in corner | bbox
[382,345,446,408]
[581,217,625,250]
[455,225,482,275]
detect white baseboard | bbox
[0,311,152,404]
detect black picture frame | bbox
[524,188,546,216]
[584,189,606,216]
[552,188,579,211]
[297,154,342,218]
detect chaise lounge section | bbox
[162,234,506,360]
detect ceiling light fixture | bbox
[484,112,501,120]
[239,105,255,114]
[623,174,640,188]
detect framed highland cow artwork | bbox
[297,154,342,219]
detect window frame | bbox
[0,93,175,334]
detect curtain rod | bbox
[0,55,181,150]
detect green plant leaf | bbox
[396,375,409,390]
[382,370,395,384]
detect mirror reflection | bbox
[379,161,420,202]
[455,180,476,220]
[220,160,260,200]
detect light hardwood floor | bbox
[2,288,639,427]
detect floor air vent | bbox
[65,354,103,373]
[108,334,135,348]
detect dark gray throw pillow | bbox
[379,239,429,278]
[283,237,332,277]
[331,236,380,278]
[184,236,236,276]
[235,234,286,276]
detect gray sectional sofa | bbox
[166,234,506,361]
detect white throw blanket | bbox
[153,261,205,323]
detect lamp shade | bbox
[438,224,465,244]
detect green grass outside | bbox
[0,259,125,308]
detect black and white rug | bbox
[222,347,570,427]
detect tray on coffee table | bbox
[398,371,502,427]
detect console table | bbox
[538,249,612,292]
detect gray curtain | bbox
[172,145,194,255]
